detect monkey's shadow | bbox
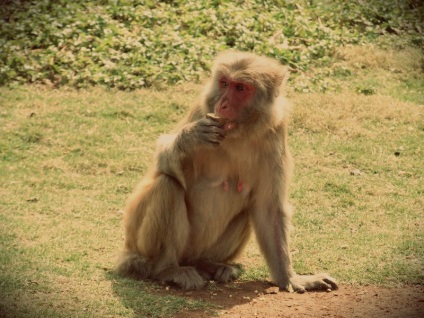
[106,270,275,316]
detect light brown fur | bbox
[116,51,338,292]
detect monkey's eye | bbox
[235,83,246,92]
[220,79,228,88]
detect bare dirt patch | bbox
[161,237,424,317]
[169,282,423,318]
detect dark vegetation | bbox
[0,0,422,90]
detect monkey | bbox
[116,50,338,293]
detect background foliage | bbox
[1,0,423,90]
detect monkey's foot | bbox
[195,260,241,283]
[157,266,206,290]
[213,264,240,283]
[289,273,338,293]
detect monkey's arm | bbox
[154,118,226,189]
[252,177,338,292]
[250,124,294,289]
[251,177,295,290]
[251,126,337,292]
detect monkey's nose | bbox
[220,100,229,109]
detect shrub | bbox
[0,0,422,90]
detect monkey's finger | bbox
[209,133,225,144]
[214,130,227,139]
[198,124,225,133]
[214,267,226,281]
[199,133,224,146]
[323,278,338,290]
[292,285,306,293]
[211,127,227,137]
[199,118,225,128]
[207,120,225,127]
[302,279,332,291]
[315,280,334,291]
[199,127,226,139]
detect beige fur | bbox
[116,51,338,292]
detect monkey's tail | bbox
[116,251,152,280]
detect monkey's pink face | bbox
[215,77,256,121]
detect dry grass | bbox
[336,45,422,72]
[240,92,423,285]
[334,44,424,104]
[0,44,423,317]
[292,93,421,136]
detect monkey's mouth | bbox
[223,121,237,130]
[207,112,238,131]
[216,108,238,121]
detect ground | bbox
[168,237,424,317]
[169,283,424,318]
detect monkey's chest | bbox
[204,175,251,197]
[185,173,253,248]
[184,147,259,249]
[188,174,252,211]
[191,147,257,200]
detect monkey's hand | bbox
[181,117,227,147]
[289,273,338,293]
[206,113,237,131]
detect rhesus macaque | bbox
[117,51,338,292]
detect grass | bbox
[290,93,423,285]
[1,44,423,317]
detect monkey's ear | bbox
[274,66,290,97]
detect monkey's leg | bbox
[133,174,206,290]
[195,210,251,283]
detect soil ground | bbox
[167,238,424,317]
[170,283,424,318]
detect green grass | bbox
[0,87,204,317]
[1,44,423,316]
[1,0,422,90]
[288,90,423,285]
